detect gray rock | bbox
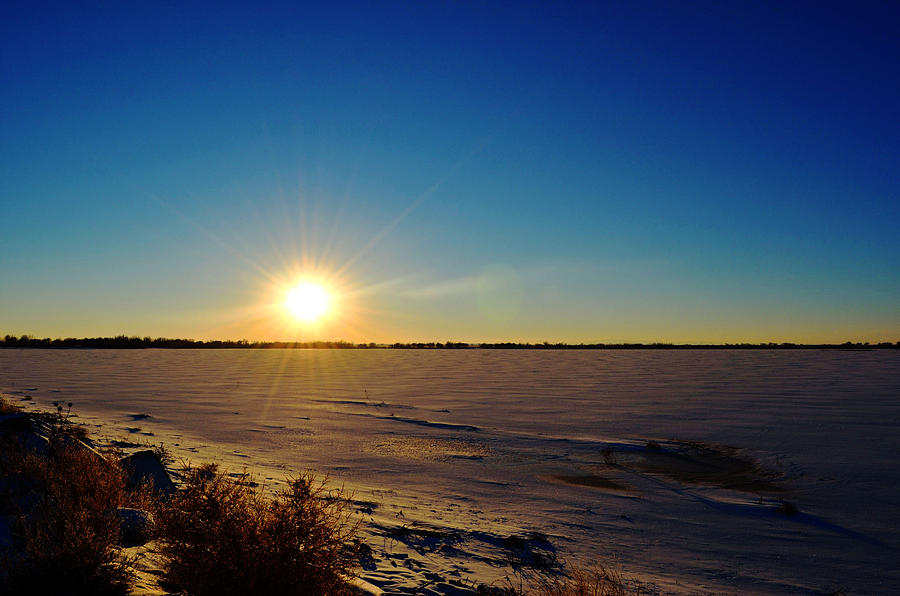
[19,430,51,456]
[116,507,155,544]
[348,577,385,595]
[121,450,176,496]
[0,413,50,456]
[0,412,32,432]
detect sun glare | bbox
[284,282,331,322]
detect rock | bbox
[121,450,176,496]
[0,413,50,456]
[116,507,155,544]
[348,577,385,595]
[0,412,32,432]
[19,430,51,456]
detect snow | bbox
[2,348,898,594]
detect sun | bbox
[284,282,331,322]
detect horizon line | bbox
[2,334,897,350]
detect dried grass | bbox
[0,395,20,415]
[0,433,141,595]
[154,463,360,596]
[533,565,644,596]
[2,407,362,596]
[481,565,645,596]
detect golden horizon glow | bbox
[284,281,331,323]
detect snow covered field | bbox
[2,348,898,594]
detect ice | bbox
[2,348,898,594]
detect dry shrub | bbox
[533,565,644,596]
[155,464,360,596]
[1,435,138,595]
[47,419,91,443]
[0,395,20,415]
[480,565,645,596]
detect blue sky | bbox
[2,1,898,342]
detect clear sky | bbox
[2,1,898,343]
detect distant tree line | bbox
[1,334,897,350]
[474,341,900,349]
[0,335,366,349]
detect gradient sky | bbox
[2,1,898,343]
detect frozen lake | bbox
[2,348,898,594]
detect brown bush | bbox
[533,565,644,596]
[481,565,645,596]
[154,463,360,596]
[0,395,20,415]
[1,435,138,595]
[2,407,363,596]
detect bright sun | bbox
[284,282,331,322]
